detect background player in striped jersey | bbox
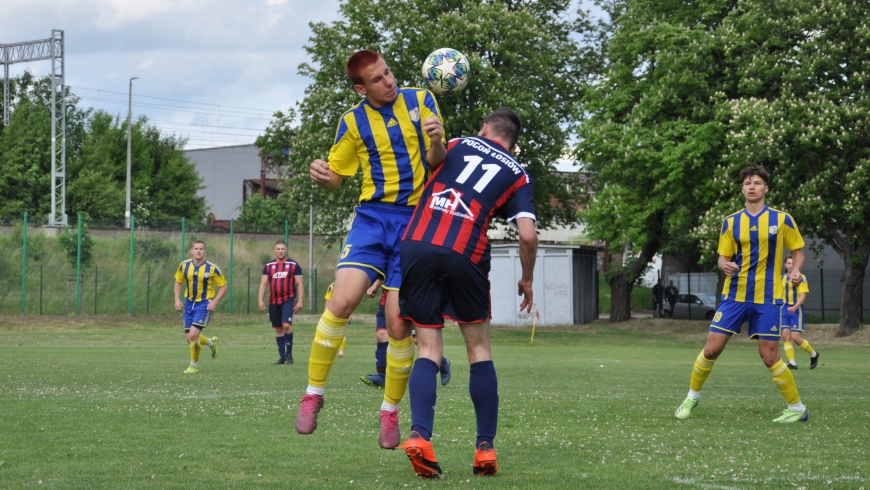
[297,49,447,449]
[396,108,537,478]
[173,240,226,374]
[781,255,819,369]
[258,241,304,365]
[675,166,809,423]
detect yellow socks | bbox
[339,336,347,352]
[189,341,201,363]
[689,351,716,392]
[199,335,210,346]
[769,360,801,405]
[799,340,816,356]
[307,310,349,387]
[783,341,796,364]
[384,336,415,405]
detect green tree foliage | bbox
[0,73,206,225]
[578,0,734,321]
[257,0,597,239]
[703,0,870,336]
[236,194,308,233]
[0,73,90,219]
[58,222,95,270]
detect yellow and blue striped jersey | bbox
[718,206,805,304]
[327,87,445,207]
[782,273,809,306]
[174,259,227,302]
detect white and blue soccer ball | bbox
[422,48,470,95]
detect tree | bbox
[257,0,597,240]
[709,0,870,336]
[237,193,309,233]
[578,0,736,321]
[0,72,90,220]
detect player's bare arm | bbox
[788,292,807,314]
[789,248,805,285]
[423,116,447,169]
[174,281,184,311]
[719,255,739,276]
[294,276,304,312]
[516,217,538,312]
[310,159,344,191]
[258,274,269,312]
[209,285,228,312]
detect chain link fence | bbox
[0,213,383,317]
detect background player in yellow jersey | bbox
[781,255,819,369]
[174,240,227,374]
[297,49,446,449]
[675,166,809,423]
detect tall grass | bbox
[0,230,395,316]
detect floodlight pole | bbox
[125,76,138,229]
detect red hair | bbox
[346,50,383,85]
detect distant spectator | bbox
[665,280,679,317]
[652,279,664,317]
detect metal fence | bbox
[665,269,870,323]
[0,213,376,317]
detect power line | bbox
[71,85,277,115]
[149,120,264,132]
[80,97,271,121]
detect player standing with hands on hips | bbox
[174,240,226,374]
[397,108,537,478]
[296,49,447,449]
[675,166,809,423]
[258,241,304,365]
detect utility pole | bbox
[125,76,138,228]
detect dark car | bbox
[671,294,718,320]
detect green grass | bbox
[0,232,386,316]
[1,317,868,489]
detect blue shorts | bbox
[183,301,211,331]
[269,301,295,327]
[338,202,413,290]
[710,299,781,339]
[781,305,805,332]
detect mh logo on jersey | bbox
[429,188,474,220]
[273,271,288,279]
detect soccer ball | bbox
[422,48,470,95]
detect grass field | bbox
[1,316,869,489]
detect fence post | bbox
[687,270,692,320]
[76,213,83,315]
[229,219,234,314]
[284,219,289,248]
[39,264,43,315]
[820,267,825,322]
[180,217,186,262]
[147,266,151,315]
[128,215,135,315]
[21,212,28,316]
[94,266,98,314]
[247,267,251,315]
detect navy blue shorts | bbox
[183,300,211,331]
[338,202,413,290]
[269,301,294,327]
[710,299,782,339]
[399,240,490,327]
[781,305,805,332]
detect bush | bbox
[58,223,95,270]
[135,234,177,262]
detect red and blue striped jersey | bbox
[403,137,535,266]
[263,258,303,305]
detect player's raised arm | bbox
[423,116,446,169]
[310,159,344,191]
[719,255,739,276]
